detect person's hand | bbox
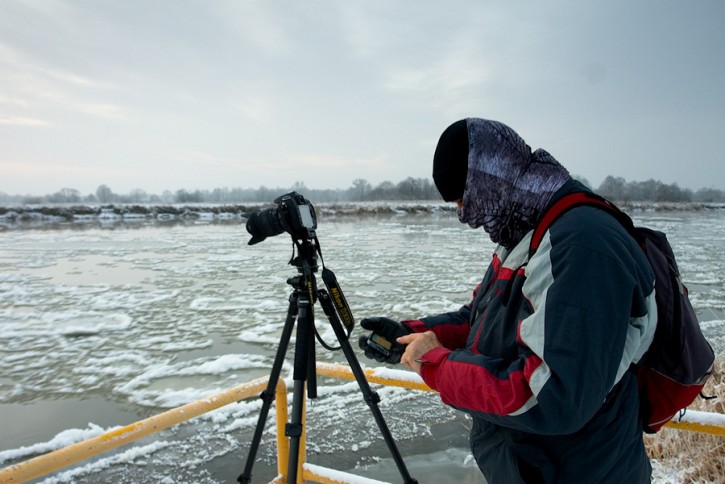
[397,331,443,374]
[358,317,411,364]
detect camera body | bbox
[246,191,317,245]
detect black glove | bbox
[358,317,411,364]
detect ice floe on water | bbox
[116,353,273,408]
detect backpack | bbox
[530,191,715,433]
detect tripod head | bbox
[286,234,356,336]
[289,237,319,274]
[286,240,319,309]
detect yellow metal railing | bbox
[0,377,275,483]
[1,362,723,483]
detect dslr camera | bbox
[246,191,317,245]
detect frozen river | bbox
[1,208,724,482]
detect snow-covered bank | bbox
[0,201,456,226]
[2,201,724,227]
[0,204,253,226]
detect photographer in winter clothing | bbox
[360,118,657,483]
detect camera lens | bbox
[246,208,285,245]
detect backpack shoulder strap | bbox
[529,191,637,258]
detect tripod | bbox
[238,237,417,483]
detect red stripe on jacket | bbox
[421,347,539,415]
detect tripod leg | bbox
[286,291,314,484]
[307,317,317,399]
[318,292,418,484]
[238,292,299,484]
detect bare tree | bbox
[96,184,114,203]
[350,179,372,200]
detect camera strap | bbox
[315,237,355,333]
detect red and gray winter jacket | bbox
[406,182,657,483]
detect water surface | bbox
[1,210,723,482]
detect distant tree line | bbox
[0,178,441,205]
[596,176,725,203]
[1,176,724,205]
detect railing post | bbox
[274,379,290,480]
[297,395,307,484]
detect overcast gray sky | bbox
[1,0,724,196]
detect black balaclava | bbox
[432,119,469,201]
[452,118,571,249]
